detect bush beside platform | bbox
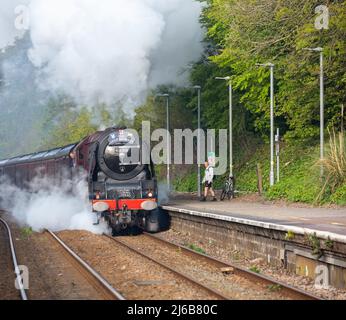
[172,140,346,206]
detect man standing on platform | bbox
[201,161,217,202]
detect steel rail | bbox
[144,232,323,300]
[104,234,229,300]
[0,217,28,300]
[46,230,126,300]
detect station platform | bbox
[162,196,346,241]
[162,196,346,288]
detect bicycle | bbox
[220,176,235,201]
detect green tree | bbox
[40,95,134,149]
[201,0,345,140]
[134,85,195,133]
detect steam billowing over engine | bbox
[0,127,166,236]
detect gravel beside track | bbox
[113,233,293,300]
[0,221,20,300]
[58,230,223,300]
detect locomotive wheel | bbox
[111,228,118,237]
[111,225,142,236]
[145,208,170,233]
[220,189,227,201]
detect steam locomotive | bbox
[0,127,165,235]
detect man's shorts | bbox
[205,181,213,189]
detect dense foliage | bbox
[0,35,46,157]
[165,0,346,204]
[202,0,345,140]
[41,96,132,149]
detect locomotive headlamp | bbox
[148,191,153,198]
[93,201,109,212]
[141,200,158,211]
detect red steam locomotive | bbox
[0,127,165,235]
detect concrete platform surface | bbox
[164,199,346,238]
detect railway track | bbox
[0,209,322,300]
[104,234,229,300]
[45,230,126,300]
[110,232,322,300]
[0,213,125,300]
[0,217,28,300]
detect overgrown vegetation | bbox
[173,137,346,205]
[202,0,345,141]
[20,227,33,239]
[40,96,132,149]
[305,232,323,258]
[187,243,207,255]
[267,284,283,292]
[317,130,346,202]
[249,266,261,274]
[156,1,346,206]
[285,231,295,241]
[324,237,334,250]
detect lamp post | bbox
[275,128,280,183]
[215,76,233,178]
[303,47,324,177]
[193,85,202,198]
[155,93,170,192]
[256,63,275,186]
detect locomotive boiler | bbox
[0,127,165,235]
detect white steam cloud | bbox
[0,1,28,49]
[0,1,203,232]
[0,174,108,234]
[1,0,203,108]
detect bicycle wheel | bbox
[220,182,229,201]
[220,187,227,201]
[228,178,235,200]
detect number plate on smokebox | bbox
[108,189,137,199]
